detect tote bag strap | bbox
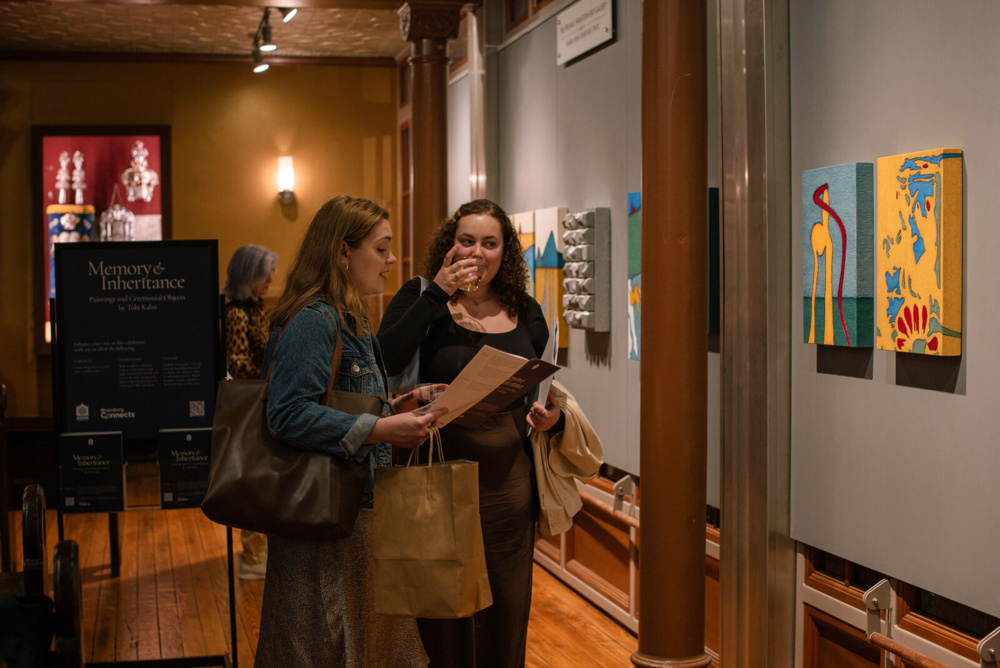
[261,299,342,399]
[322,330,344,402]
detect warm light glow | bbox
[278,156,295,193]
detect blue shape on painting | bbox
[628,191,641,216]
[536,231,564,268]
[909,215,925,264]
[886,296,904,323]
[899,153,963,171]
[885,267,902,295]
[908,174,936,217]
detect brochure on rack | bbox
[416,343,559,428]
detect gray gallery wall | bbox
[453,0,721,506]
[789,1,1000,617]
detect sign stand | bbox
[50,242,237,667]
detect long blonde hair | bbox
[271,195,389,335]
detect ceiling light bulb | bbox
[259,24,276,52]
[252,48,269,73]
[279,8,297,22]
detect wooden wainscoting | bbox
[895,581,988,664]
[563,501,632,611]
[802,604,884,668]
[705,548,720,655]
[534,479,721,663]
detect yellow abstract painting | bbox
[875,149,963,356]
[534,207,568,349]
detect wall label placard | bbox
[54,240,220,439]
[158,427,212,509]
[556,0,614,66]
[59,431,125,513]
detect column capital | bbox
[398,1,466,43]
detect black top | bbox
[378,276,549,408]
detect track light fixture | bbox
[252,43,269,73]
[250,7,291,72]
[259,10,276,52]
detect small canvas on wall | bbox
[627,191,641,360]
[802,162,874,347]
[876,149,963,356]
[534,207,568,349]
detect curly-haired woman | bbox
[378,199,563,668]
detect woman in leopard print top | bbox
[222,243,278,578]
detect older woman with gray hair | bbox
[221,243,278,579]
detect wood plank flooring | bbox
[5,472,637,666]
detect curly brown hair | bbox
[423,199,531,316]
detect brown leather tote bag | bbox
[201,326,384,539]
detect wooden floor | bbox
[6,470,636,667]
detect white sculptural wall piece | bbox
[560,207,610,332]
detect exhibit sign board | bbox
[556,0,613,66]
[158,427,212,509]
[59,431,125,513]
[54,240,220,439]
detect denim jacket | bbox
[261,301,391,509]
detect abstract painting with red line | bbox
[802,162,874,347]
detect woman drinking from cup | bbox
[378,199,564,668]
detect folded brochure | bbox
[415,344,559,428]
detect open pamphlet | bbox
[416,343,559,428]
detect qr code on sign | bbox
[189,401,205,417]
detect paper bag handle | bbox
[406,426,445,468]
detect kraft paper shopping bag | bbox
[373,430,493,618]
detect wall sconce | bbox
[277,156,295,203]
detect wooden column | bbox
[398,1,463,270]
[634,0,710,667]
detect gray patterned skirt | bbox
[254,509,428,667]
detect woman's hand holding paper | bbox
[368,407,448,449]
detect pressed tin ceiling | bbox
[0,2,407,60]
